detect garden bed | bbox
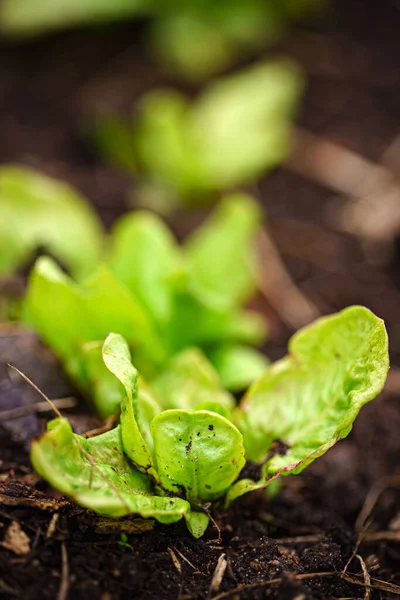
[1,0,400,598]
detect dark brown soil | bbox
[1,0,400,598]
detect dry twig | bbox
[57,543,69,600]
[209,554,228,596]
[0,397,77,421]
[211,569,400,600]
[256,227,320,329]
[355,554,371,600]
[83,413,119,438]
[46,513,59,540]
[356,475,400,533]
[173,547,197,571]
[286,128,400,261]
[168,547,182,575]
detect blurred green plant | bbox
[92,60,303,210]
[31,306,389,537]
[0,167,104,282]
[0,0,325,81]
[23,193,269,416]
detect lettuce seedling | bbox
[0,167,104,281]
[92,60,303,208]
[24,194,269,416]
[31,306,389,538]
[149,0,326,81]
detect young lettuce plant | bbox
[92,60,303,210]
[24,194,269,417]
[31,306,389,538]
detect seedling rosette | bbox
[23,192,269,417]
[31,306,389,537]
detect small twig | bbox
[355,554,371,600]
[0,398,77,421]
[343,521,372,576]
[341,572,400,595]
[286,128,396,197]
[168,547,182,575]
[202,505,221,543]
[57,543,69,600]
[356,476,400,533]
[83,413,119,438]
[256,227,320,330]
[173,546,197,570]
[364,530,400,543]
[211,569,400,600]
[209,554,227,596]
[286,128,400,256]
[46,513,59,540]
[211,571,337,600]
[7,365,63,418]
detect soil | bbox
[1,0,400,598]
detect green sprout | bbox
[23,193,269,417]
[31,306,389,538]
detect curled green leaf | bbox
[234,306,389,476]
[31,417,209,536]
[151,409,245,504]
[102,333,159,482]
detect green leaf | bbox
[31,417,209,536]
[209,344,270,392]
[134,91,200,197]
[108,211,181,324]
[150,13,235,82]
[165,289,267,355]
[151,409,245,504]
[235,306,389,475]
[0,0,146,37]
[151,348,234,412]
[82,265,160,354]
[190,60,303,189]
[0,167,103,280]
[183,510,211,539]
[151,1,283,81]
[24,258,163,380]
[225,477,269,506]
[135,376,163,454]
[23,257,88,363]
[184,194,261,308]
[102,333,159,482]
[150,0,285,79]
[31,418,151,498]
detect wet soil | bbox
[1,0,400,598]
